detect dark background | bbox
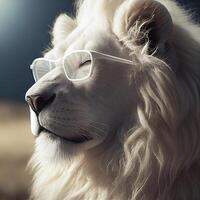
[0,0,74,102]
[0,0,199,102]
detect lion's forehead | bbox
[46,24,120,60]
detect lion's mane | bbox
[29,0,200,199]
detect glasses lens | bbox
[32,59,52,81]
[64,51,92,80]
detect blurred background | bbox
[0,0,199,200]
[0,0,74,199]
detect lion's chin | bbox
[34,130,105,163]
[40,128,93,144]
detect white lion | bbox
[26,0,200,199]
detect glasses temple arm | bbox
[93,52,133,65]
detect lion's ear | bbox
[52,14,76,46]
[113,0,173,54]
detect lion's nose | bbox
[26,94,55,114]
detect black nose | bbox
[26,93,55,114]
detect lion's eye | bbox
[63,52,92,80]
[79,60,91,68]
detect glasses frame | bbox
[30,50,133,82]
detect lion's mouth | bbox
[40,127,92,144]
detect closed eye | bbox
[79,60,91,68]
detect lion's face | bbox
[26,0,177,163]
[26,24,136,160]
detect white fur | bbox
[29,107,40,136]
[28,0,200,199]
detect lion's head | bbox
[26,0,200,199]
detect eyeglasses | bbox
[30,50,133,82]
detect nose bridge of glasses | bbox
[49,59,62,69]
